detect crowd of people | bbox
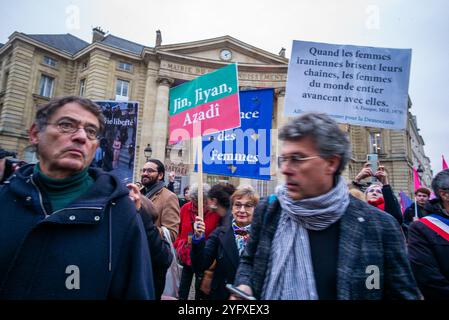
[0,95,448,300]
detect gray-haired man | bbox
[0,96,154,299]
[233,112,420,300]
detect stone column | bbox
[151,76,174,160]
[1,42,35,158]
[135,61,159,180]
[274,88,286,185]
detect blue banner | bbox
[195,88,274,180]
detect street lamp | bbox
[144,144,152,161]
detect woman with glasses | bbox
[191,184,259,300]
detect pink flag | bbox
[413,167,421,192]
[443,155,448,170]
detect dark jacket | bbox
[0,164,154,299]
[408,199,449,299]
[138,197,173,300]
[235,195,421,300]
[381,185,403,225]
[404,203,427,225]
[191,215,240,300]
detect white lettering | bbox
[365,265,380,290]
[65,265,80,290]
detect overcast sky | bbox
[1,0,448,174]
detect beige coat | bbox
[141,187,180,242]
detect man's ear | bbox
[325,155,342,175]
[29,123,40,146]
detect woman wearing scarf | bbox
[354,163,403,226]
[191,184,259,300]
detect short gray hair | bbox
[188,183,211,202]
[35,95,105,133]
[432,169,449,199]
[278,112,351,175]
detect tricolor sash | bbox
[418,214,449,241]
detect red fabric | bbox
[419,217,449,241]
[413,167,421,192]
[173,201,221,266]
[368,197,385,211]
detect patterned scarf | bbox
[232,220,251,256]
[262,176,349,300]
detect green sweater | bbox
[34,164,94,213]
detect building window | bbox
[39,75,54,97]
[115,79,129,101]
[81,60,89,69]
[369,132,382,154]
[43,56,57,68]
[118,61,133,72]
[79,79,86,96]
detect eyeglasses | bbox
[366,188,382,194]
[277,155,320,168]
[233,202,255,210]
[46,119,100,140]
[142,168,158,173]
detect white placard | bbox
[284,40,412,130]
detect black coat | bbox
[235,196,420,300]
[191,218,240,300]
[404,203,427,225]
[138,199,173,300]
[381,185,403,225]
[408,199,449,299]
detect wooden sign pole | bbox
[197,136,204,219]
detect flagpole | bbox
[413,166,420,220]
[414,195,418,220]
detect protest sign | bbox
[168,64,241,143]
[196,88,273,180]
[284,40,412,130]
[95,100,138,183]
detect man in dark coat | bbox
[0,96,154,299]
[404,187,431,225]
[232,113,420,300]
[408,169,449,299]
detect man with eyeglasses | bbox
[138,159,180,299]
[0,96,154,299]
[139,159,180,242]
[232,112,420,300]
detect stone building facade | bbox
[0,28,431,197]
